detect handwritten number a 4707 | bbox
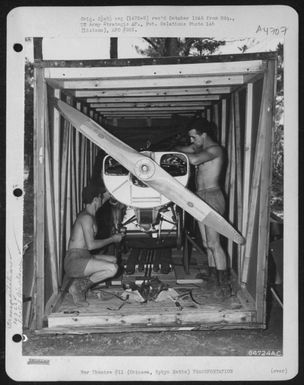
[256,25,287,35]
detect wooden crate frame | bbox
[30,40,277,331]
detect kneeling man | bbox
[64,184,124,306]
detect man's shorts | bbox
[196,187,225,216]
[64,248,92,278]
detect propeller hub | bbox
[134,158,155,180]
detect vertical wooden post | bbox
[241,83,253,268]
[53,89,61,275]
[33,66,45,329]
[65,125,72,250]
[79,134,85,205]
[70,128,77,223]
[206,108,211,121]
[59,121,69,273]
[221,99,227,147]
[234,92,243,278]
[83,138,88,186]
[241,62,276,284]
[255,60,276,323]
[44,90,59,291]
[213,104,219,141]
[227,95,236,264]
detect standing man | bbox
[175,118,230,289]
[64,184,125,306]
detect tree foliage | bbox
[136,37,226,57]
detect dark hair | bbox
[82,184,106,204]
[189,118,216,139]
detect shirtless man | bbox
[65,184,125,306]
[175,118,229,286]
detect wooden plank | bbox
[65,126,72,250]
[75,87,232,98]
[70,128,77,223]
[241,83,254,268]
[38,319,264,334]
[59,120,69,268]
[44,89,59,292]
[45,60,265,79]
[48,307,255,328]
[234,92,243,278]
[221,99,227,147]
[52,89,61,275]
[75,130,80,213]
[83,137,88,187]
[91,101,212,108]
[227,94,236,265]
[89,140,93,177]
[48,75,247,90]
[102,115,174,119]
[35,51,277,68]
[95,106,210,112]
[33,67,45,329]
[255,60,276,323]
[241,66,273,284]
[213,104,220,141]
[99,111,196,116]
[86,95,220,103]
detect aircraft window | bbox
[160,153,188,176]
[104,156,129,176]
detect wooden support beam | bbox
[53,89,61,275]
[59,120,69,277]
[213,104,219,141]
[227,95,236,266]
[65,125,72,250]
[86,95,220,103]
[255,60,276,323]
[75,87,232,98]
[206,108,211,121]
[95,106,209,112]
[44,92,59,293]
[33,67,45,329]
[241,83,254,268]
[70,129,77,223]
[45,60,265,79]
[47,75,247,90]
[234,92,243,278]
[91,101,211,108]
[241,63,275,284]
[221,99,227,147]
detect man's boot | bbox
[69,277,92,307]
[216,269,232,297]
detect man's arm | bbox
[81,215,123,250]
[174,144,196,154]
[187,146,222,166]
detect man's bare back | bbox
[68,212,96,250]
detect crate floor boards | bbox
[47,248,257,331]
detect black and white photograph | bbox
[5,5,298,381]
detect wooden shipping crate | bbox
[29,40,277,333]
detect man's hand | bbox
[111,233,125,243]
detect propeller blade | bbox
[56,100,245,245]
[144,166,245,245]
